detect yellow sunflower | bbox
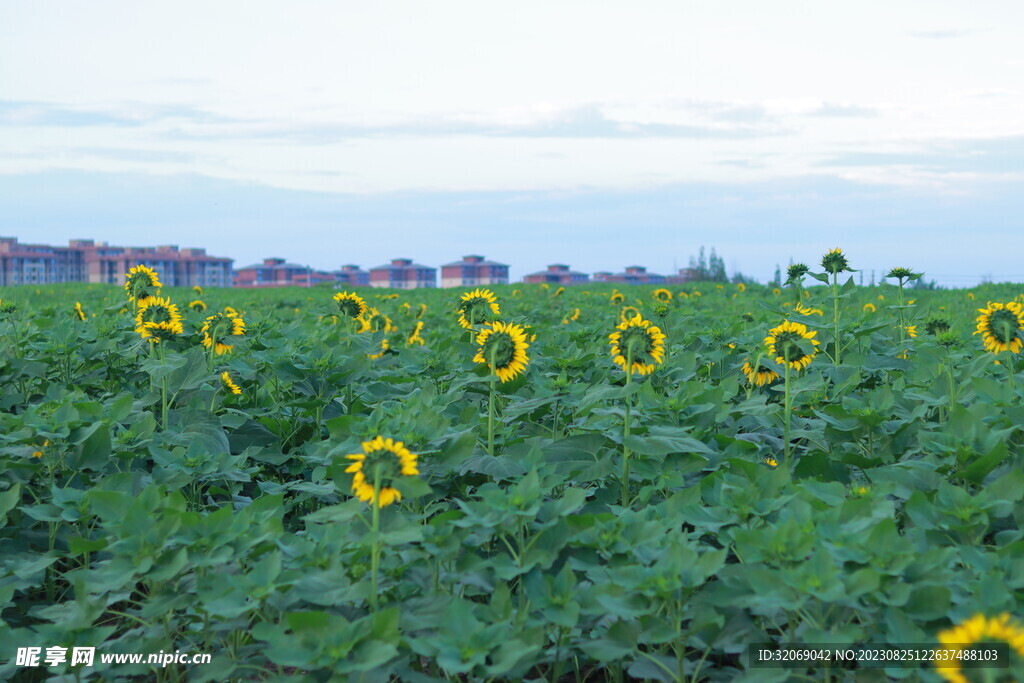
[134,297,184,343]
[368,337,390,359]
[609,314,667,376]
[345,436,420,507]
[793,302,824,316]
[193,285,203,296]
[772,288,781,296]
[220,371,242,395]
[334,291,369,319]
[357,307,396,334]
[764,320,820,371]
[562,307,581,324]
[553,286,565,297]
[737,283,747,293]
[407,321,425,346]
[905,325,918,338]
[620,305,641,322]
[457,288,501,329]
[935,612,1024,683]
[31,440,49,458]
[742,359,780,387]
[652,288,673,303]
[863,303,877,313]
[764,456,778,468]
[201,309,246,355]
[189,299,207,312]
[124,265,162,303]
[974,301,1024,354]
[72,301,86,321]
[474,321,530,383]
[610,291,625,305]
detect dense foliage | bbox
[1,270,1023,682]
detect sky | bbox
[2,0,1023,285]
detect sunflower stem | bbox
[831,273,841,367]
[621,345,634,508]
[1006,351,1017,397]
[370,464,382,611]
[488,344,498,456]
[897,278,906,346]
[783,362,792,467]
[158,342,168,430]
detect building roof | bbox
[370,261,436,271]
[237,261,309,271]
[440,257,509,267]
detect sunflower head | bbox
[610,291,625,305]
[905,325,918,339]
[863,303,877,313]
[474,321,530,382]
[344,436,420,507]
[609,314,667,376]
[189,299,207,312]
[741,312,755,323]
[0,299,15,316]
[125,265,163,302]
[407,320,426,346]
[334,291,369,319]
[135,297,183,343]
[652,288,673,303]
[772,288,782,296]
[736,283,747,293]
[457,289,500,329]
[935,613,1024,682]
[357,307,395,334]
[220,371,242,395]
[742,358,780,387]
[794,302,824,317]
[786,263,809,283]
[974,301,1024,354]
[764,456,778,468]
[193,285,203,296]
[820,248,850,274]
[764,320,820,371]
[925,317,951,336]
[620,305,641,322]
[886,267,914,281]
[72,302,86,321]
[201,310,246,355]
[368,337,391,359]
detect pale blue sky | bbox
[2,1,1023,284]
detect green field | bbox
[2,263,1023,681]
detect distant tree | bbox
[708,248,727,282]
[771,264,782,287]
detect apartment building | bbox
[0,237,233,288]
[440,255,510,288]
[592,265,667,285]
[368,258,437,289]
[522,264,590,285]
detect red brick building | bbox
[440,255,509,288]
[0,237,232,287]
[523,264,589,285]
[369,258,437,289]
[592,265,666,285]
[335,264,369,287]
[666,268,702,284]
[233,258,336,288]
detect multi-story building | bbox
[368,258,437,289]
[0,237,232,288]
[666,268,702,284]
[592,265,666,285]
[440,255,510,288]
[523,264,589,285]
[234,258,323,288]
[335,264,370,287]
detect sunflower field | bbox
[2,255,1024,682]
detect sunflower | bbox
[863,303,877,313]
[620,305,641,322]
[193,285,203,296]
[201,310,246,355]
[0,299,15,316]
[764,320,820,371]
[474,321,530,382]
[678,291,690,299]
[772,288,782,296]
[905,325,918,338]
[609,314,667,376]
[357,307,396,334]
[764,456,778,468]
[124,265,162,302]
[344,436,420,507]
[72,302,86,321]
[737,283,747,293]
[31,440,49,458]
[334,291,369,319]
[926,317,951,336]
[935,613,1024,683]
[742,359,780,387]
[457,289,501,329]
[189,299,207,312]
[416,303,428,319]
[820,248,850,274]
[553,286,565,297]
[135,297,183,343]
[974,301,1024,354]
[793,302,824,316]
[220,371,242,395]
[562,308,581,324]
[652,288,673,303]
[368,337,390,359]
[610,291,625,305]
[407,321,425,346]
